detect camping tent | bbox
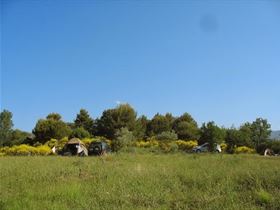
[62,138,88,156]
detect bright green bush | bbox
[234,146,255,154]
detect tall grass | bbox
[0,153,279,210]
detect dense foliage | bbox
[33,113,71,143]
[0,110,13,146]
[0,104,278,154]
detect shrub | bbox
[220,143,227,152]
[111,128,135,152]
[157,130,178,141]
[70,127,91,139]
[0,144,52,156]
[234,146,255,154]
[175,140,198,151]
[16,144,36,155]
[271,141,280,154]
[0,146,9,155]
[56,137,68,151]
[4,144,36,156]
[135,140,159,148]
[81,138,94,148]
[159,142,178,153]
[36,145,52,155]
[44,138,58,148]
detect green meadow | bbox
[1,153,279,210]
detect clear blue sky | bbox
[1,0,280,132]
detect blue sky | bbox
[1,0,280,132]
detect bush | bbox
[159,142,178,153]
[0,147,9,155]
[44,138,58,148]
[70,127,91,139]
[157,130,178,141]
[234,146,255,154]
[175,140,198,151]
[81,138,94,148]
[3,145,35,156]
[220,143,227,152]
[0,144,52,156]
[56,137,68,151]
[111,128,135,152]
[36,145,52,155]
[135,140,159,148]
[80,137,112,149]
[13,144,36,155]
[270,141,280,154]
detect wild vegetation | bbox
[0,104,279,155]
[0,153,279,210]
[1,107,279,210]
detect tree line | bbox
[0,104,278,153]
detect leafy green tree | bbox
[133,115,149,139]
[225,128,241,153]
[33,113,71,143]
[96,109,115,139]
[96,104,137,139]
[172,113,200,140]
[165,113,175,130]
[157,130,178,141]
[225,123,255,153]
[0,110,14,146]
[74,109,95,135]
[199,121,225,151]
[69,127,91,139]
[114,104,137,130]
[9,129,31,146]
[147,113,172,136]
[111,127,135,152]
[251,118,271,150]
[239,123,254,147]
[46,113,62,121]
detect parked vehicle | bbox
[88,141,110,156]
[192,142,222,153]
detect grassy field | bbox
[0,153,279,210]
